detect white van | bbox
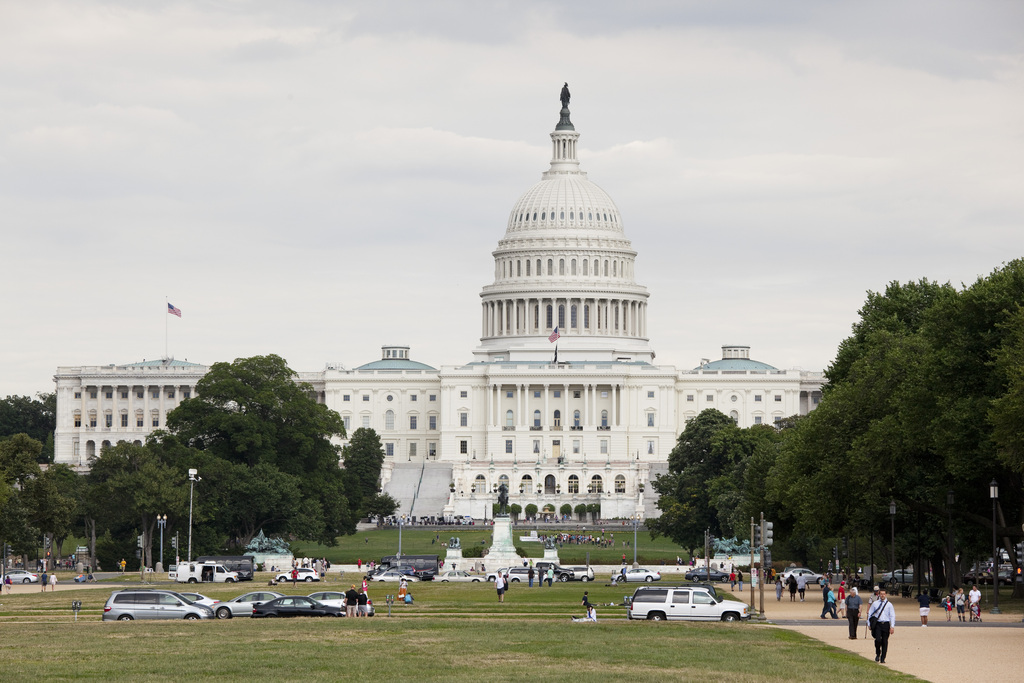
[627,585,749,622]
[170,561,239,584]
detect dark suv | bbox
[535,562,575,582]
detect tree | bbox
[574,503,587,522]
[161,355,354,546]
[509,503,522,523]
[524,503,538,521]
[341,428,385,513]
[363,492,400,526]
[586,503,601,524]
[0,393,56,462]
[559,503,572,519]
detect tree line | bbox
[0,355,397,571]
[650,260,1024,596]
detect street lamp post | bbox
[990,480,1001,614]
[187,469,200,563]
[397,514,407,559]
[889,499,896,580]
[632,513,643,565]
[946,490,955,595]
[157,514,167,570]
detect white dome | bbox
[504,176,624,238]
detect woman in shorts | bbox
[954,587,966,622]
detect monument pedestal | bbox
[485,516,523,568]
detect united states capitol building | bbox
[53,92,823,521]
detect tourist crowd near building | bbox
[52,87,823,521]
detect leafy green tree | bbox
[559,503,572,519]
[574,503,587,521]
[341,428,385,512]
[0,393,56,462]
[524,503,538,521]
[509,503,522,523]
[363,492,399,526]
[586,503,601,524]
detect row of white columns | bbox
[484,382,620,429]
[482,297,646,338]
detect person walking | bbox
[955,587,966,622]
[775,576,783,601]
[49,572,57,592]
[41,570,48,592]
[729,570,736,590]
[787,574,797,601]
[916,591,930,626]
[495,571,506,603]
[837,582,847,618]
[821,584,838,619]
[796,574,807,601]
[867,589,896,664]
[845,587,862,639]
[737,569,744,592]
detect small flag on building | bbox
[548,326,560,343]
[168,302,182,318]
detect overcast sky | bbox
[2,1,1022,397]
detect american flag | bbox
[168,302,182,318]
[548,326,560,343]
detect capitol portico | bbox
[53,89,823,521]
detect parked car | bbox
[307,591,375,616]
[213,591,284,619]
[437,570,483,583]
[3,569,39,584]
[613,568,662,583]
[374,570,420,582]
[177,592,220,608]
[485,567,531,583]
[251,595,343,618]
[102,589,214,621]
[875,570,913,587]
[274,567,320,583]
[781,567,824,585]
[684,568,729,583]
[566,566,595,582]
[627,585,749,622]
[535,562,575,582]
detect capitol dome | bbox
[474,89,653,364]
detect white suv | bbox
[627,585,749,622]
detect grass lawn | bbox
[0,580,917,681]
[291,525,691,566]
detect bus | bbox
[196,555,257,581]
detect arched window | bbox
[506,409,514,427]
[601,410,608,427]
[613,261,617,277]
[520,474,532,493]
[604,260,609,276]
[573,410,580,428]
[533,410,541,428]
[614,475,626,493]
[547,259,553,275]
[553,409,561,427]
[546,305,553,329]
[730,410,739,424]
[570,305,577,328]
[545,474,556,494]
[473,474,486,494]
[568,474,579,494]
[571,259,576,275]
[558,305,565,328]
[590,475,603,493]
[385,410,395,430]
[559,258,565,275]
[647,411,655,427]
[534,305,539,329]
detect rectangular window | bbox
[105,414,113,428]
[90,417,97,427]
[168,390,175,399]
[105,391,113,399]
[363,395,370,402]
[74,415,81,427]
[121,414,128,427]
[812,396,819,404]
[686,394,694,402]
[573,440,580,454]
[121,391,128,399]
[647,413,655,427]
[754,416,762,424]
[648,440,655,454]
[429,395,436,402]
[774,416,782,424]
[573,390,580,399]
[343,395,350,402]
[459,412,468,427]
[183,390,190,399]
[385,443,394,457]
[459,440,468,454]
[600,440,608,454]
[152,417,159,427]
[410,416,417,430]
[137,391,144,399]
[152,391,159,399]
[411,394,417,402]
[74,392,81,399]
[534,390,541,398]
[754,395,762,402]
[343,416,351,430]
[706,395,714,402]
[553,390,561,398]
[409,442,417,457]
[73,441,79,456]
[137,417,144,427]
[460,390,468,398]
[362,415,370,428]
[429,415,437,430]
[647,390,655,398]
[601,391,608,398]
[90,391,97,399]
[505,439,513,454]
[774,395,782,402]
[428,442,436,457]
[506,390,513,398]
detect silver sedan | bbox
[213,591,284,619]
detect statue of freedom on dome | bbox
[560,82,570,108]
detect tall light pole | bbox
[157,514,167,570]
[989,479,1001,614]
[946,490,954,595]
[187,469,200,563]
[889,499,896,581]
[632,512,642,565]
[397,514,407,559]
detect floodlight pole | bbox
[187,469,199,563]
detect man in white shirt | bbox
[867,589,896,664]
[495,573,506,603]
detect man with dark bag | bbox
[867,589,896,664]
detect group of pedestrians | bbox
[343,585,370,617]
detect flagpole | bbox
[165,296,168,360]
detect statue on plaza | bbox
[245,529,291,553]
[497,483,509,515]
[712,536,750,556]
[544,536,556,550]
[449,537,461,550]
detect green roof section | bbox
[355,359,437,371]
[123,359,206,368]
[694,359,777,371]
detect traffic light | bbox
[171,537,177,549]
[753,525,762,546]
[137,535,144,548]
[764,522,774,547]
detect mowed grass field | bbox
[0,580,917,681]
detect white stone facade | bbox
[52,98,823,519]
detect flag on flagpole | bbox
[548,326,560,343]
[168,302,182,318]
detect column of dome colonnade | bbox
[474,91,653,364]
